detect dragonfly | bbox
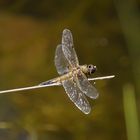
[0,29,115,114]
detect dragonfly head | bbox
[80,64,97,75]
[87,64,97,75]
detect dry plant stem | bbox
[0,75,115,94]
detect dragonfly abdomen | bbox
[39,72,72,86]
[39,69,78,86]
[39,80,55,85]
[55,72,72,83]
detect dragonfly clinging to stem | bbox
[0,29,115,114]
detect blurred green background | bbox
[0,0,140,140]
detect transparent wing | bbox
[62,78,91,114]
[62,29,79,67]
[76,70,99,99]
[54,44,69,75]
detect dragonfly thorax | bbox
[80,64,97,75]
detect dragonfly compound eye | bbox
[88,65,91,68]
